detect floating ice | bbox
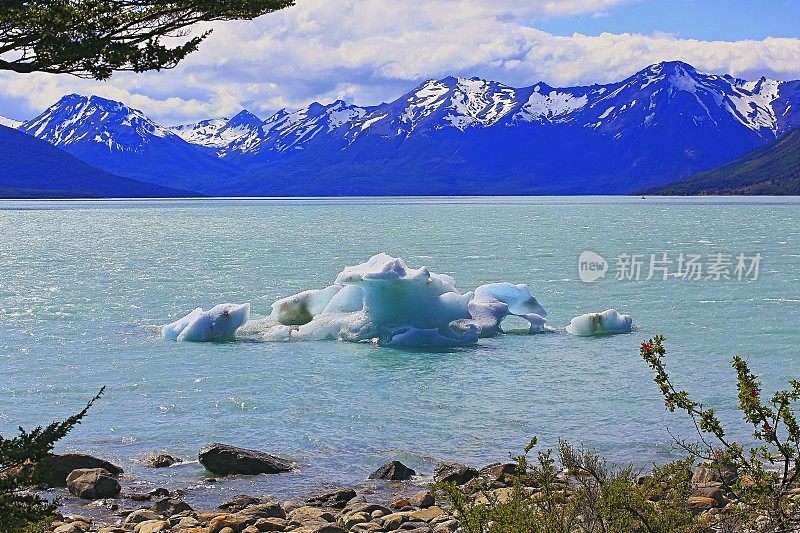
[565,309,632,336]
[162,303,250,342]
[235,253,549,347]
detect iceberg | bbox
[236,253,549,347]
[162,303,250,342]
[565,309,632,336]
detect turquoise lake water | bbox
[0,196,798,512]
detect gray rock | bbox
[151,497,193,516]
[124,509,161,524]
[368,460,416,481]
[306,487,357,509]
[478,462,517,485]
[692,460,737,486]
[433,462,478,485]
[34,453,123,487]
[143,454,182,468]
[66,468,121,499]
[692,482,730,507]
[219,494,263,511]
[409,491,435,508]
[198,443,294,476]
[233,501,287,522]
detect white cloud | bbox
[2,0,800,125]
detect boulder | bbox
[474,487,515,506]
[133,520,169,533]
[687,496,716,512]
[409,506,445,522]
[391,497,411,509]
[433,462,478,485]
[208,516,239,533]
[692,482,729,507]
[233,501,287,522]
[151,497,193,516]
[143,454,182,468]
[66,468,121,499]
[287,505,335,524]
[53,525,85,533]
[382,512,410,530]
[124,509,161,524]
[306,487,357,509]
[368,460,416,481]
[478,462,517,485]
[34,453,123,487]
[692,460,737,486]
[253,517,289,531]
[219,494,263,512]
[352,524,382,533]
[409,490,435,508]
[342,511,371,529]
[199,443,294,476]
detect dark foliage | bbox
[0,388,104,531]
[0,0,294,79]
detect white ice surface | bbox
[162,303,250,342]
[565,309,632,336]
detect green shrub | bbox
[435,336,800,532]
[641,335,800,531]
[0,388,104,532]
[433,437,698,533]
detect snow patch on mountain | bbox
[514,86,589,123]
[172,110,262,150]
[0,116,21,129]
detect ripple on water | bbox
[0,197,797,514]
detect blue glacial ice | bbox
[237,253,548,347]
[163,254,632,347]
[162,303,250,342]
[565,309,633,336]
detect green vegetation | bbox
[434,438,698,533]
[642,335,800,531]
[0,1,294,79]
[645,127,800,195]
[435,337,800,532]
[0,388,104,532]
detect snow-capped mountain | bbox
[171,110,262,150]
[20,94,174,153]
[19,94,237,190]
[208,61,800,195]
[15,62,800,195]
[234,61,796,150]
[223,100,372,159]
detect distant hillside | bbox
[0,125,198,198]
[644,126,800,195]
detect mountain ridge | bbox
[12,61,800,196]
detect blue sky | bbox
[537,0,800,40]
[1,0,799,125]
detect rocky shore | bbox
[40,443,741,533]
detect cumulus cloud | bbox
[2,0,800,124]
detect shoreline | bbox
[41,442,736,533]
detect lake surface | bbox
[1,196,798,514]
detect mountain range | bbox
[5,60,800,197]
